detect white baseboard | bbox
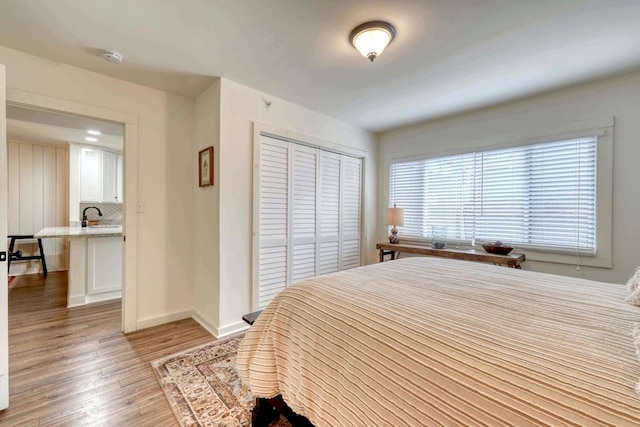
[192,311,248,338]
[9,253,67,276]
[192,311,219,337]
[136,310,193,331]
[67,291,121,308]
[67,295,86,308]
[85,291,121,304]
[9,266,67,276]
[217,321,249,338]
[0,374,7,410]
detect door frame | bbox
[1,64,8,410]
[6,88,139,333]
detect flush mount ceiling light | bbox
[349,20,396,62]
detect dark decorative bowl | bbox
[482,244,514,255]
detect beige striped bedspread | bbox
[237,257,640,426]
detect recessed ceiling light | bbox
[87,129,101,135]
[85,137,98,142]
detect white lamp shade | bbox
[350,21,396,61]
[386,207,404,226]
[352,28,392,59]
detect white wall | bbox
[379,70,640,284]
[0,46,196,326]
[215,78,377,335]
[192,79,221,333]
[7,140,67,274]
[0,46,377,337]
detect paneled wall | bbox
[7,140,68,275]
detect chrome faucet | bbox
[81,206,103,227]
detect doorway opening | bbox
[7,105,125,301]
[5,89,138,333]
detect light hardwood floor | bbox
[0,272,215,426]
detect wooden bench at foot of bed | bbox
[252,395,314,427]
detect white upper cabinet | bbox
[102,150,118,202]
[80,147,102,202]
[117,154,123,203]
[77,145,123,203]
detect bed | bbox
[237,257,640,426]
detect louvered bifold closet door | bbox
[291,144,318,283]
[258,136,289,309]
[340,156,362,270]
[257,135,363,308]
[317,151,341,275]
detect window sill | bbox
[521,250,611,269]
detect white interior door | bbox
[1,63,10,409]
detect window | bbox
[389,136,597,255]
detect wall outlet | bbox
[136,201,145,213]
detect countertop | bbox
[35,225,123,238]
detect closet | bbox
[255,134,362,309]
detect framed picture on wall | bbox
[199,147,214,187]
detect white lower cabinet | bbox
[68,236,122,307]
[87,237,122,294]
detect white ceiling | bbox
[0,0,639,132]
[7,106,124,151]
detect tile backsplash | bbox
[76,202,123,225]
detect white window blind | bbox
[389,137,597,254]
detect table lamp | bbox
[386,205,404,244]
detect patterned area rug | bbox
[152,334,290,427]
